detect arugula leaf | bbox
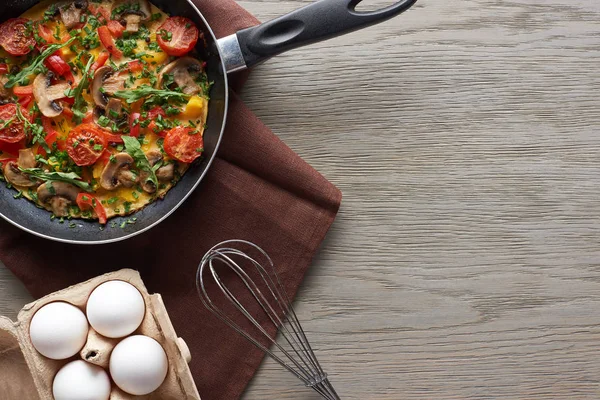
[5,37,77,88]
[67,56,95,124]
[122,136,158,190]
[113,85,190,104]
[19,168,92,192]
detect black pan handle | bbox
[219,0,417,72]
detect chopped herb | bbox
[122,136,158,191]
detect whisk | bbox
[196,240,340,400]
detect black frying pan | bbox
[0,0,417,244]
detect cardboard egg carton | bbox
[0,269,200,400]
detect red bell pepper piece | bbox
[91,50,110,72]
[0,63,8,74]
[129,112,141,137]
[107,20,125,38]
[98,26,122,58]
[76,193,107,225]
[12,85,33,96]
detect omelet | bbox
[0,0,209,224]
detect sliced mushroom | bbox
[18,148,36,169]
[112,0,151,33]
[58,0,89,29]
[156,163,174,182]
[33,73,71,118]
[0,76,11,104]
[3,148,41,187]
[158,57,204,95]
[92,66,126,109]
[100,153,139,190]
[37,182,80,217]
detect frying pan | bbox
[0,0,417,244]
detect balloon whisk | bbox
[197,240,340,400]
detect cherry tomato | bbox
[0,63,8,74]
[66,124,108,166]
[76,193,107,224]
[129,112,141,137]
[0,158,17,169]
[163,126,204,163]
[0,104,27,144]
[12,85,33,96]
[91,50,110,72]
[107,20,125,38]
[0,140,24,156]
[157,17,199,56]
[98,25,122,58]
[17,95,33,109]
[0,18,36,56]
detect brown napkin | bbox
[0,1,342,399]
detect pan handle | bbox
[218,0,418,73]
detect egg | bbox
[86,280,145,338]
[29,302,89,360]
[110,335,169,395]
[53,360,111,400]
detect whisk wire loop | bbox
[197,240,340,400]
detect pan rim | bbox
[0,0,229,245]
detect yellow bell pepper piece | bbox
[183,96,205,119]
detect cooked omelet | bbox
[0,0,209,224]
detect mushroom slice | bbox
[3,148,40,187]
[0,76,11,104]
[156,163,174,182]
[100,152,139,190]
[158,57,204,95]
[37,182,80,217]
[34,73,71,118]
[18,148,36,169]
[112,0,151,33]
[58,0,89,29]
[92,66,129,109]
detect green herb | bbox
[6,37,76,88]
[19,168,92,191]
[114,85,190,104]
[67,56,95,124]
[150,12,162,21]
[122,136,157,191]
[158,29,172,42]
[97,115,111,127]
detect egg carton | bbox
[0,269,200,400]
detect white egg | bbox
[53,360,111,400]
[110,335,169,395]
[86,280,145,338]
[29,302,89,360]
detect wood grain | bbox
[4,0,600,398]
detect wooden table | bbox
[3,0,600,398]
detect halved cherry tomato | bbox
[12,85,33,96]
[0,140,24,156]
[98,25,122,58]
[0,18,36,56]
[76,193,107,225]
[163,126,203,163]
[129,112,141,137]
[0,64,8,74]
[17,95,33,109]
[127,60,143,73]
[91,50,110,72]
[103,131,124,144]
[0,158,17,169]
[66,124,108,166]
[107,20,125,38]
[157,17,199,56]
[0,104,27,144]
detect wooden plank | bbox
[4,0,600,398]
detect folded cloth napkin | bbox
[0,1,342,399]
